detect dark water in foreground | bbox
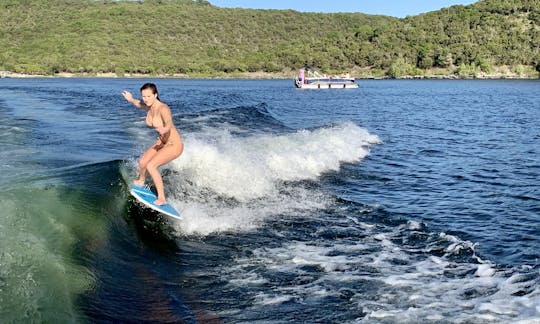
[0,78,539,323]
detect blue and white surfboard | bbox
[130,185,181,220]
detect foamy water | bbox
[147,122,381,235]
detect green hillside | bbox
[0,0,538,78]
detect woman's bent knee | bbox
[146,161,158,172]
[138,160,148,170]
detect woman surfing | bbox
[122,83,183,205]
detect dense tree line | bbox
[0,0,538,77]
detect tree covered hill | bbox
[0,0,538,77]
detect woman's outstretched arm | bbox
[122,90,149,111]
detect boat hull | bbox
[295,79,358,89]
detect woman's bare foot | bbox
[133,179,145,186]
[154,198,166,206]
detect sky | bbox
[207,0,479,18]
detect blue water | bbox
[0,78,539,323]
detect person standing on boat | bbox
[122,83,184,205]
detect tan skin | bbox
[122,88,183,205]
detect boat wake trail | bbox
[130,115,381,235]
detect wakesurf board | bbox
[130,184,181,220]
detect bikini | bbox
[146,106,174,147]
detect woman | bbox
[122,83,183,205]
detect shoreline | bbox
[1,69,538,80]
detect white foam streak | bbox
[171,186,329,236]
[173,201,261,235]
[166,122,378,235]
[217,224,540,323]
[173,136,275,202]
[172,122,378,200]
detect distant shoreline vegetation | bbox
[1,66,537,79]
[1,0,539,79]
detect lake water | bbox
[0,78,539,323]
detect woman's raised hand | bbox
[122,90,134,102]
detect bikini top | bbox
[146,106,164,128]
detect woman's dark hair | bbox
[140,82,160,101]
